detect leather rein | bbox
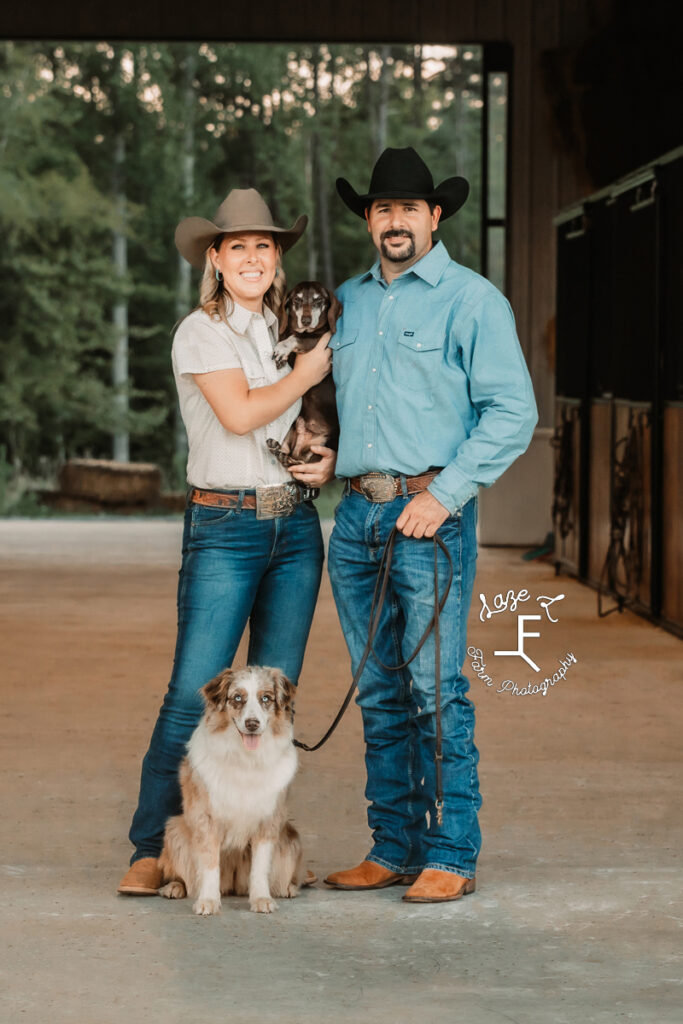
[294,525,454,827]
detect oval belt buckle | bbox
[359,472,397,502]
[255,483,298,519]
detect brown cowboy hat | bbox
[336,146,469,220]
[175,188,308,269]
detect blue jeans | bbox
[128,496,324,862]
[328,490,481,877]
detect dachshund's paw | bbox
[272,338,297,369]
[266,439,299,468]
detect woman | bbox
[118,188,335,894]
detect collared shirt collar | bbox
[362,240,451,288]
[228,300,278,333]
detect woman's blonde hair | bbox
[196,233,286,328]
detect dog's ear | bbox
[326,293,342,334]
[279,289,293,338]
[266,668,295,716]
[201,668,234,709]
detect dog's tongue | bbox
[242,733,261,751]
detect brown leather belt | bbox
[349,470,440,503]
[190,482,318,519]
[191,489,258,509]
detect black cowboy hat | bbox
[336,146,469,220]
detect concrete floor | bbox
[0,519,681,1024]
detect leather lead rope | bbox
[294,525,453,828]
[433,541,444,826]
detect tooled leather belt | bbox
[349,470,441,502]
[190,482,319,519]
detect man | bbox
[321,147,538,903]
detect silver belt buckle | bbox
[359,472,397,503]
[255,482,298,519]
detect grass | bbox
[312,478,344,519]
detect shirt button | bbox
[378,331,383,336]
[367,443,373,448]
[389,295,394,300]
[417,342,422,348]
[372,368,377,372]
[368,405,373,410]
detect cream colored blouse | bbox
[172,302,301,490]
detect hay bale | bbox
[58,459,162,506]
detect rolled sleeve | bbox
[172,314,242,378]
[428,292,538,513]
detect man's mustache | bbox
[381,230,415,241]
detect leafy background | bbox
[0,41,484,509]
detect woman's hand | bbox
[288,446,337,487]
[291,333,333,388]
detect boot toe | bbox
[402,870,476,903]
[117,857,163,895]
[324,860,417,890]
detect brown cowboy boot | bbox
[117,857,163,896]
[324,860,418,890]
[402,869,476,903]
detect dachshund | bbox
[266,281,341,467]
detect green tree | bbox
[1,40,485,492]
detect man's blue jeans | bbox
[328,490,481,878]
[128,497,324,863]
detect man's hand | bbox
[396,490,450,538]
[288,446,337,487]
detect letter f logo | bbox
[494,615,542,673]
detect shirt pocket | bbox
[395,329,444,392]
[330,328,358,391]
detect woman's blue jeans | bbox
[128,497,324,863]
[328,490,481,878]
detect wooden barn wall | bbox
[2,0,617,427]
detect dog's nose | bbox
[301,316,312,326]
[244,718,260,732]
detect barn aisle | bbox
[0,520,680,1024]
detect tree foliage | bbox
[0,40,483,486]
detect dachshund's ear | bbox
[279,290,293,338]
[202,668,234,709]
[266,668,295,717]
[327,293,342,334]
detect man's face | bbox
[365,199,441,267]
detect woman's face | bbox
[210,231,278,312]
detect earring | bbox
[275,268,280,278]
[215,268,223,282]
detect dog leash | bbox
[294,525,454,827]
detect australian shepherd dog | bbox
[158,666,304,915]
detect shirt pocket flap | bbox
[397,329,443,353]
[330,328,358,351]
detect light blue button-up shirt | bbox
[331,240,538,512]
